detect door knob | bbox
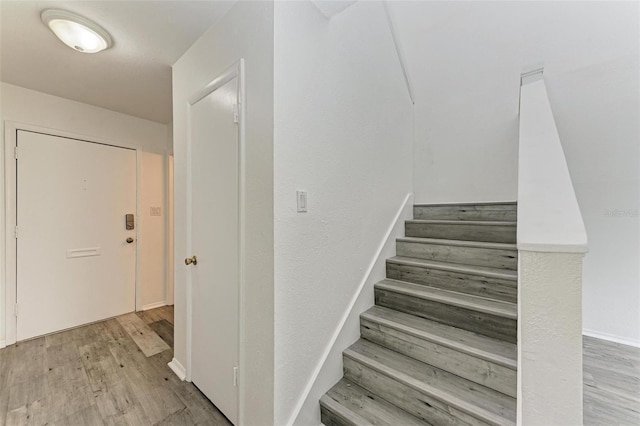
[185,255,198,266]
[126,237,134,244]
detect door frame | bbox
[3,121,142,346]
[184,59,246,420]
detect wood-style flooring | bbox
[584,335,640,426]
[1,309,638,425]
[0,306,231,425]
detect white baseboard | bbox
[583,329,640,348]
[168,357,187,381]
[140,301,167,311]
[0,339,5,349]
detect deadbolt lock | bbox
[185,255,198,266]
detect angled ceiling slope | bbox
[1,1,236,124]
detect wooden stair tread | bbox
[407,219,517,226]
[375,279,517,320]
[321,378,430,426]
[413,202,517,207]
[345,339,516,425]
[362,305,517,369]
[388,256,517,281]
[398,236,517,250]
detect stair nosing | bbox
[387,256,518,281]
[375,279,518,320]
[397,237,517,250]
[406,219,517,226]
[413,202,517,207]
[320,394,374,426]
[344,341,515,426]
[362,306,517,370]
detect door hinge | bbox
[233,104,239,124]
[14,303,18,317]
[14,146,18,160]
[14,226,18,239]
[233,366,238,386]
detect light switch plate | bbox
[297,191,307,213]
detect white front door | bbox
[188,76,240,424]
[16,130,137,341]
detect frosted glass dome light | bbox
[41,10,112,53]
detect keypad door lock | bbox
[126,214,135,230]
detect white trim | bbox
[414,201,517,207]
[288,193,414,425]
[3,121,140,346]
[0,340,5,349]
[164,154,173,306]
[4,123,18,346]
[237,60,247,426]
[135,149,142,311]
[168,357,187,381]
[583,329,640,349]
[140,301,167,311]
[184,59,246,421]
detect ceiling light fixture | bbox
[41,9,112,53]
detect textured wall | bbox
[518,251,584,425]
[273,1,413,424]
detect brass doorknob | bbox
[185,255,198,266]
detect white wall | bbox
[171,2,274,424]
[389,1,639,344]
[273,1,413,424]
[548,57,640,346]
[0,83,170,154]
[0,82,171,345]
[140,151,168,309]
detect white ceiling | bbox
[0,1,236,124]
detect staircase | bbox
[320,202,518,425]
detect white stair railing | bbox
[517,69,588,426]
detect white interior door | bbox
[16,130,136,341]
[188,77,239,424]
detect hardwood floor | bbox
[0,306,231,425]
[584,335,640,426]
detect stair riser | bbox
[386,261,517,303]
[320,407,352,426]
[320,403,358,426]
[343,356,493,426]
[405,223,516,244]
[414,205,517,222]
[375,288,517,343]
[360,319,517,398]
[396,241,517,271]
